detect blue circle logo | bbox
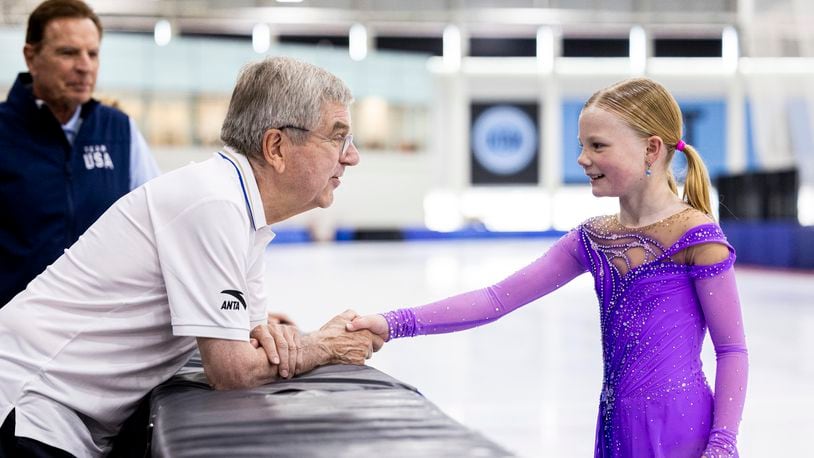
[472,105,537,175]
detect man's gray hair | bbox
[220,56,353,159]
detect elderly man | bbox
[0,56,377,457]
[0,0,160,307]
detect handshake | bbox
[249,310,389,379]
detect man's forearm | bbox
[242,336,333,386]
[201,332,335,390]
[203,333,333,389]
[295,332,334,375]
[204,312,378,389]
[198,338,278,390]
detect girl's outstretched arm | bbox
[348,230,588,340]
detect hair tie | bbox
[675,140,686,152]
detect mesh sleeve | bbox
[384,230,588,339]
[695,268,748,457]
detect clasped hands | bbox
[249,310,386,379]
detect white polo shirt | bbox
[0,149,274,457]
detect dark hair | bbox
[26,0,103,46]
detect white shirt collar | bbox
[218,146,269,231]
[61,104,82,130]
[61,105,83,146]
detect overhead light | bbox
[722,26,739,72]
[275,0,303,3]
[253,23,271,54]
[443,24,461,71]
[349,23,367,61]
[154,19,172,47]
[629,25,646,74]
[536,26,554,73]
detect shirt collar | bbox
[60,104,82,130]
[60,105,83,145]
[218,146,269,232]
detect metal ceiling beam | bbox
[0,1,738,37]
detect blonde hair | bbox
[583,77,712,216]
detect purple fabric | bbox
[383,222,748,457]
[384,230,587,338]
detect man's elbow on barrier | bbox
[206,369,274,391]
[197,336,280,390]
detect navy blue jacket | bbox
[0,73,132,306]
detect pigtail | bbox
[680,144,713,216]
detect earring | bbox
[645,162,652,176]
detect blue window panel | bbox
[786,97,814,183]
[562,99,587,184]
[745,99,759,172]
[674,99,727,180]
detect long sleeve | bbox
[694,268,748,457]
[128,117,161,189]
[384,230,588,339]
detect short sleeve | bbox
[246,248,269,330]
[155,199,253,341]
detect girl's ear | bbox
[645,135,665,163]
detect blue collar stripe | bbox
[217,152,256,230]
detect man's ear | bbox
[23,44,37,73]
[262,129,285,173]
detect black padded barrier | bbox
[149,355,514,457]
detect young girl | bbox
[348,78,748,457]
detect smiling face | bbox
[24,17,100,122]
[577,106,649,198]
[284,101,360,210]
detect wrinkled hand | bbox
[314,310,384,365]
[250,320,302,379]
[251,310,385,378]
[346,314,389,342]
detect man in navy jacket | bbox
[0,0,160,307]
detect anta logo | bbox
[82,144,114,170]
[220,289,246,310]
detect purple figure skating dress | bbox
[382,208,748,457]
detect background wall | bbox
[2,2,813,238]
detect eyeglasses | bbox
[278,125,355,160]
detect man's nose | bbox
[342,142,360,166]
[75,52,93,72]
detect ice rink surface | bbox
[264,238,813,457]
